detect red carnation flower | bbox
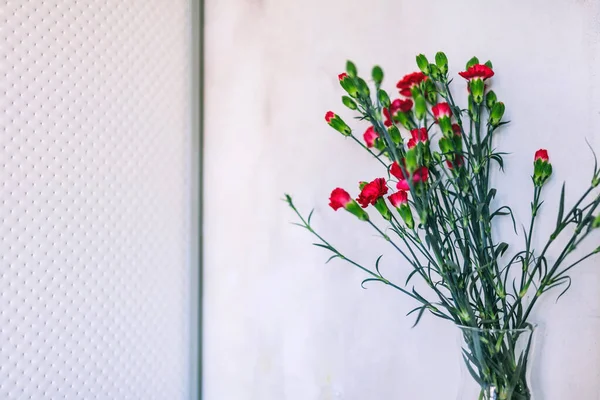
[534,149,549,162]
[452,123,462,136]
[388,191,408,207]
[391,98,414,113]
[363,126,379,148]
[410,127,428,143]
[432,102,452,120]
[459,64,494,81]
[446,155,464,170]
[338,73,348,81]
[396,167,429,191]
[357,178,389,208]
[383,99,414,127]
[329,188,352,211]
[390,161,406,180]
[325,111,336,123]
[396,72,427,97]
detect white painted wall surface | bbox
[204,1,600,398]
[1,1,195,399]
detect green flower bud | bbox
[388,125,402,144]
[398,204,414,229]
[490,102,505,126]
[416,54,430,75]
[433,152,442,163]
[429,64,441,80]
[342,95,357,110]
[346,60,358,78]
[345,200,369,221]
[414,95,427,120]
[470,79,485,104]
[486,90,497,110]
[396,112,412,130]
[339,76,358,98]
[405,148,418,173]
[378,89,390,108]
[372,65,384,85]
[439,137,453,153]
[356,77,370,97]
[435,51,448,74]
[466,56,479,69]
[374,197,392,221]
[593,215,600,229]
[325,111,352,136]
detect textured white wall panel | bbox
[1,1,194,399]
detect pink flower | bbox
[363,126,379,148]
[534,149,549,162]
[329,188,352,211]
[388,191,408,207]
[396,72,427,97]
[459,64,494,81]
[357,178,389,208]
[432,102,452,120]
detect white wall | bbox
[204,1,600,398]
[0,1,196,399]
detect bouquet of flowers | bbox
[285,53,600,399]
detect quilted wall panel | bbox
[1,1,194,399]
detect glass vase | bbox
[456,325,537,400]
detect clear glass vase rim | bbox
[456,323,537,333]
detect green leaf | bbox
[494,242,509,258]
[375,254,384,276]
[409,306,427,328]
[556,183,566,228]
[307,209,315,225]
[360,278,383,289]
[325,255,339,264]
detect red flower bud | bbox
[363,126,379,148]
[396,72,427,97]
[534,149,549,162]
[325,111,336,123]
[357,178,389,208]
[338,73,348,81]
[329,188,352,211]
[458,64,494,81]
[533,149,552,187]
[388,191,409,208]
[432,102,452,120]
